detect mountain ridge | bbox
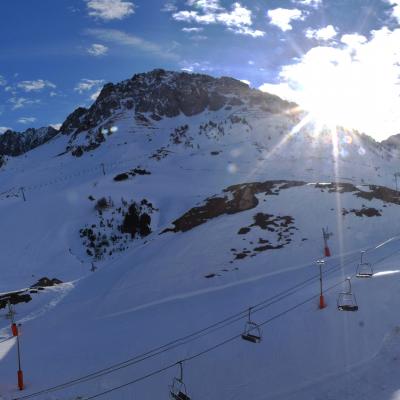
[1,69,398,159]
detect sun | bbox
[272,35,400,142]
[289,48,364,130]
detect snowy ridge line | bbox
[13,234,400,400]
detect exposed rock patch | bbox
[232,213,297,260]
[113,167,151,182]
[342,207,382,217]
[30,277,63,288]
[163,180,305,233]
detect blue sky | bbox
[1,0,399,140]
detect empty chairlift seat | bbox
[241,307,262,343]
[356,251,373,278]
[337,278,358,312]
[170,362,191,400]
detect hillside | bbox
[1,69,400,400]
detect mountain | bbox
[1,69,400,400]
[0,126,58,157]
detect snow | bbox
[1,92,400,399]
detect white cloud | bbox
[268,8,305,31]
[86,28,179,60]
[180,60,214,73]
[386,0,400,23]
[161,2,177,12]
[186,0,223,12]
[17,117,36,124]
[87,43,109,56]
[340,33,367,48]
[182,27,204,32]
[191,35,208,40]
[86,0,135,20]
[9,97,40,110]
[305,25,337,41]
[268,27,400,140]
[0,126,11,134]
[90,90,102,101]
[232,26,265,37]
[0,76,6,86]
[292,0,322,8]
[173,10,216,23]
[240,79,250,85]
[217,3,252,27]
[50,123,62,130]
[17,79,56,92]
[74,79,104,94]
[259,82,297,101]
[172,2,265,37]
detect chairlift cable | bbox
[12,236,400,399]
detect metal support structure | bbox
[322,227,332,257]
[178,361,183,383]
[316,260,326,309]
[8,301,24,390]
[20,187,26,202]
[100,163,106,176]
[394,172,400,194]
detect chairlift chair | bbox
[5,298,15,320]
[170,362,191,400]
[241,307,262,343]
[337,278,358,312]
[356,251,373,278]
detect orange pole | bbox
[318,262,327,309]
[18,369,24,390]
[319,294,326,309]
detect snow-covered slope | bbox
[1,69,400,400]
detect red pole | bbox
[11,323,18,337]
[317,260,326,309]
[324,246,331,257]
[9,305,24,391]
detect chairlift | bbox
[5,299,15,320]
[356,251,373,278]
[170,362,191,400]
[337,278,358,312]
[241,307,262,343]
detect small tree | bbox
[95,197,109,211]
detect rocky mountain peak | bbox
[60,69,295,136]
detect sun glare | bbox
[271,29,400,140]
[291,47,368,130]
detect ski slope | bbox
[1,71,400,399]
